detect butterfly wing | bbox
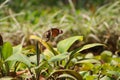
[51,28,60,37]
[43,30,51,41]
[43,28,63,41]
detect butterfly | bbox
[43,28,63,41]
[0,34,3,46]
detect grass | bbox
[0,0,120,51]
[0,0,120,79]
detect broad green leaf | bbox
[79,71,90,79]
[5,53,31,67]
[66,43,105,67]
[0,77,14,80]
[113,58,120,63]
[57,74,76,80]
[48,69,83,80]
[35,61,50,72]
[76,43,105,53]
[107,71,120,77]
[49,52,69,62]
[6,45,23,71]
[80,63,94,71]
[0,60,3,68]
[57,36,83,53]
[30,35,59,55]
[2,42,13,60]
[100,76,111,80]
[85,53,94,58]
[101,51,112,63]
[43,49,54,60]
[13,44,22,54]
[86,76,95,80]
[75,59,100,64]
[29,55,37,64]
[29,54,45,65]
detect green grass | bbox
[0,1,120,79]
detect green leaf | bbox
[57,74,77,80]
[76,43,105,53]
[48,69,83,80]
[35,61,50,72]
[107,71,120,77]
[13,44,22,54]
[5,53,31,67]
[29,54,45,65]
[79,71,90,79]
[101,50,112,63]
[75,59,100,64]
[43,49,55,60]
[86,76,95,80]
[0,60,3,68]
[29,55,37,64]
[80,63,94,71]
[49,52,69,62]
[100,76,111,80]
[57,36,83,53]
[0,77,14,80]
[30,35,59,55]
[69,43,105,62]
[2,42,13,60]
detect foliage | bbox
[0,0,120,80]
[1,34,120,79]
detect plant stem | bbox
[36,41,41,80]
[36,41,40,66]
[28,67,36,80]
[4,62,10,76]
[64,57,71,69]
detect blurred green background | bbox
[0,0,120,52]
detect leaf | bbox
[29,54,45,65]
[69,43,105,62]
[49,52,69,62]
[86,76,95,80]
[75,59,100,64]
[48,69,83,80]
[0,60,3,68]
[57,36,83,53]
[76,43,105,53]
[30,35,59,55]
[80,63,94,71]
[100,76,111,80]
[5,53,31,67]
[79,71,90,79]
[8,44,23,69]
[57,74,76,80]
[43,49,55,60]
[35,61,50,72]
[29,55,37,64]
[0,77,14,80]
[107,71,120,77]
[13,44,22,54]
[2,42,13,60]
[101,50,112,63]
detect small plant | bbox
[0,0,120,80]
[1,32,120,80]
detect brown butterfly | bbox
[0,34,3,46]
[43,28,63,41]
